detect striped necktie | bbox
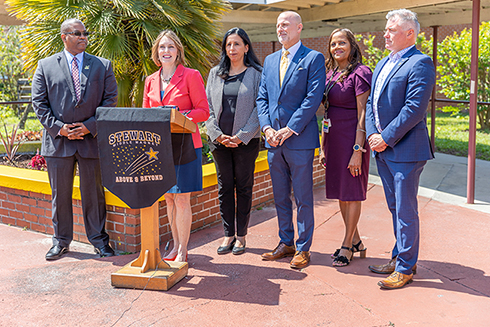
[280,50,289,87]
[71,57,81,101]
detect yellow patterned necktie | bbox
[280,50,290,87]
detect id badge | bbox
[323,118,331,133]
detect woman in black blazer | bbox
[205,27,262,255]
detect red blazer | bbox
[143,64,209,148]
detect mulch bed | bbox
[0,154,39,170]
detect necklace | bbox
[161,74,173,83]
[160,69,175,83]
[229,67,247,76]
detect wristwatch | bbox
[353,144,367,153]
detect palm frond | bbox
[5,0,231,105]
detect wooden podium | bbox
[111,109,195,291]
[170,108,196,133]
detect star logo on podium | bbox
[145,147,159,160]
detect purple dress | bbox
[322,64,372,201]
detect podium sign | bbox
[96,107,176,209]
[96,106,191,291]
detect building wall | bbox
[252,24,472,63]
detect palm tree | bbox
[5,0,231,106]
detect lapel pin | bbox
[84,65,90,70]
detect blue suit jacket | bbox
[365,46,435,162]
[257,44,325,149]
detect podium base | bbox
[111,261,188,291]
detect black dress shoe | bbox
[45,245,69,260]
[232,240,246,255]
[94,244,115,257]
[217,237,236,255]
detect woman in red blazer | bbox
[143,30,209,262]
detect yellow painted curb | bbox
[0,148,320,208]
[0,150,275,208]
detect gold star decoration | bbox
[145,147,159,160]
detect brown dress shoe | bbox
[378,271,413,289]
[262,243,296,261]
[369,257,417,275]
[290,251,310,269]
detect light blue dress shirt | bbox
[64,49,84,80]
[372,45,415,132]
[262,41,303,134]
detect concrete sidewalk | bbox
[1,152,489,326]
[370,152,490,213]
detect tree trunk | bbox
[18,104,32,130]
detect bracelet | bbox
[356,128,366,133]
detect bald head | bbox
[276,11,303,49]
[279,11,302,25]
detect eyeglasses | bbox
[65,30,90,37]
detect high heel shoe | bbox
[332,240,367,258]
[174,254,188,262]
[332,246,353,267]
[163,254,177,261]
[351,240,367,258]
[232,239,246,255]
[217,237,236,255]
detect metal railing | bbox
[0,100,32,105]
[431,98,490,106]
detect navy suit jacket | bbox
[257,44,325,150]
[32,51,118,158]
[365,46,435,162]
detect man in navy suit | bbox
[365,9,435,289]
[257,11,325,269]
[32,18,118,260]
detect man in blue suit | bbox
[365,9,435,289]
[257,11,325,269]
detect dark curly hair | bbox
[325,28,363,82]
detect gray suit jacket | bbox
[32,51,118,158]
[205,66,261,145]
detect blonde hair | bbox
[151,30,185,66]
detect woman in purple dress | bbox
[319,28,372,267]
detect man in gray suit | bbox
[32,18,118,260]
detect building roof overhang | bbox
[1,0,488,40]
[223,0,490,41]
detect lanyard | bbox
[324,68,342,114]
[325,68,342,96]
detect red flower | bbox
[30,149,47,170]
